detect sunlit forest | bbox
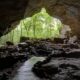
[0,8,63,45]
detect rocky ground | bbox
[0,37,80,80]
[0,38,54,80]
[32,38,80,80]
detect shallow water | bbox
[11,56,45,80]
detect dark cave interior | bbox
[0,0,80,80]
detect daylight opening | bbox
[0,8,63,45]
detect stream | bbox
[11,56,45,80]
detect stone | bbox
[18,42,28,48]
[32,57,80,80]
[0,73,8,80]
[20,36,30,42]
[32,61,60,79]
[6,41,14,46]
[53,38,65,44]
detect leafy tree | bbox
[0,8,63,45]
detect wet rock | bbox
[53,38,65,44]
[59,63,79,70]
[63,43,79,49]
[34,42,53,56]
[0,37,80,80]
[72,71,80,80]
[20,36,30,42]
[6,41,14,46]
[6,46,18,53]
[32,56,80,80]
[36,49,51,56]
[18,42,28,49]
[0,73,8,80]
[32,61,60,79]
[51,49,66,58]
[0,46,7,52]
[28,46,38,55]
[0,56,17,70]
[66,49,80,58]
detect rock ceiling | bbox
[0,0,80,38]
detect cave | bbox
[0,0,80,80]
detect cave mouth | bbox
[0,8,64,45]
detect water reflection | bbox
[11,56,45,80]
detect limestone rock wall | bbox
[0,0,80,38]
[0,0,29,36]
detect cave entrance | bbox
[0,8,70,45]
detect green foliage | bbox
[0,8,63,45]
